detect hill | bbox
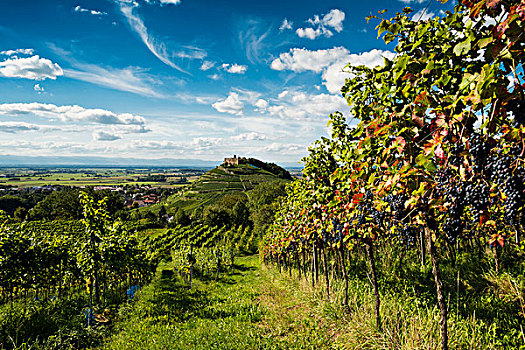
[163,159,292,212]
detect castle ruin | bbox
[223,155,239,166]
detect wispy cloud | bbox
[238,18,272,64]
[279,18,293,31]
[49,44,164,98]
[118,1,190,73]
[0,121,57,133]
[64,64,163,98]
[200,60,215,71]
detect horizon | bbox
[0,0,454,163]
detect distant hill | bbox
[164,159,292,212]
[0,155,301,169]
[0,155,217,168]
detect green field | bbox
[0,168,205,188]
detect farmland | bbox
[0,167,207,189]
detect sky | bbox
[0,0,455,166]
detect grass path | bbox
[99,255,342,350]
[99,255,507,350]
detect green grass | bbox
[99,256,336,350]
[99,254,523,350]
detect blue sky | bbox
[0,0,455,165]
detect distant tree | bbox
[158,205,167,221]
[191,207,203,223]
[173,208,191,226]
[13,206,27,222]
[0,195,25,216]
[240,158,292,180]
[216,193,248,208]
[251,202,280,238]
[144,210,157,223]
[232,201,251,227]
[28,189,82,220]
[247,181,287,211]
[203,206,230,227]
[27,188,124,221]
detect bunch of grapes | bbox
[434,168,452,196]
[399,224,419,248]
[503,172,525,225]
[383,194,408,222]
[464,181,491,225]
[486,153,512,186]
[448,143,465,167]
[468,132,491,171]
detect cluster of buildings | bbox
[125,193,160,208]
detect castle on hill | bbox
[223,155,239,166]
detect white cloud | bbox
[33,84,44,93]
[412,9,435,21]
[271,47,395,94]
[254,99,268,110]
[208,73,220,80]
[322,9,345,32]
[0,55,63,80]
[159,0,181,5]
[0,121,52,133]
[296,27,324,40]
[221,63,247,74]
[212,92,244,115]
[48,44,164,98]
[93,130,121,141]
[0,103,146,125]
[398,0,425,3]
[278,90,289,99]
[264,91,348,120]
[0,48,34,56]
[264,142,303,153]
[116,124,151,133]
[200,60,215,71]
[74,5,107,16]
[231,132,266,141]
[271,47,349,73]
[279,18,293,31]
[296,9,345,40]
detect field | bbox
[0,167,207,189]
